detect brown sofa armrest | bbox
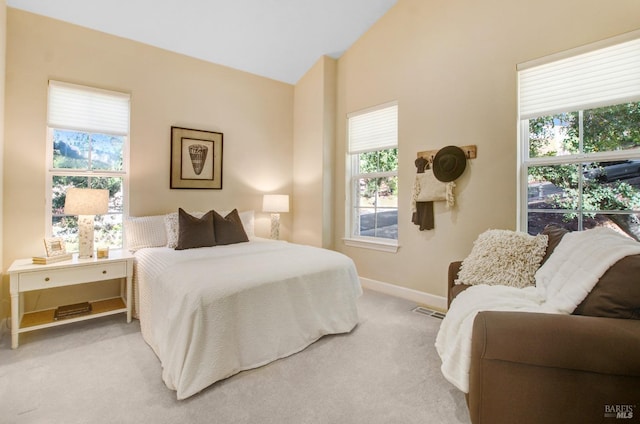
[447,261,470,308]
[471,311,640,375]
[468,311,640,424]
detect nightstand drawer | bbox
[19,261,127,292]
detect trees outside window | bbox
[50,129,125,251]
[47,81,129,252]
[524,103,640,240]
[352,148,398,239]
[519,35,640,240]
[346,103,398,246]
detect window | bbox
[518,33,640,240]
[47,81,130,252]
[345,102,398,250]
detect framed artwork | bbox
[44,237,67,257]
[170,126,223,189]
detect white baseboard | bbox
[360,277,447,312]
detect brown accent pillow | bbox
[573,254,640,320]
[540,225,569,265]
[175,208,216,250]
[213,209,249,245]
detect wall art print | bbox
[170,126,223,189]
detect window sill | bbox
[342,237,399,253]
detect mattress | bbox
[133,238,362,399]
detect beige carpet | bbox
[0,289,470,424]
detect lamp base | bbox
[77,215,95,259]
[270,213,281,240]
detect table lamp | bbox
[262,194,289,240]
[64,188,109,258]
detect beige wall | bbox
[4,1,640,316]
[292,56,336,248]
[334,0,640,306]
[0,0,5,318]
[3,9,293,311]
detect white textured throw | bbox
[436,227,640,393]
[411,170,455,211]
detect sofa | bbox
[446,226,640,424]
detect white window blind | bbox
[348,103,398,153]
[518,35,640,120]
[48,80,130,135]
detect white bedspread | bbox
[134,238,362,399]
[435,227,640,393]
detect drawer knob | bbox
[44,277,50,282]
[102,270,107,274]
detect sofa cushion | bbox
[455,229,548,288]
[573,254,640,320]
[540,225,569,265]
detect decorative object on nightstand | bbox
[64,188,109,259]
[43,237,68,257]
[96,246,110,259]
[262,194,289,240]
[32,253,73,265]
[33,237,73,264]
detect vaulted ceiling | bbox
[6,0,398,84]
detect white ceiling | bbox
[6,0,398,84]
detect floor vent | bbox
[412,306,445,320]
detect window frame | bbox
[518,114,640,233]
[45,81,130,251]
[344,101,399,252]
[517,31,640,235]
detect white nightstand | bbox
[8,250,134,349]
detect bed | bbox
[126,210,362,399]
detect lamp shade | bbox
[64,188,109,215]
[262,194,289,213]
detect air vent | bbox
[412,306,445,320]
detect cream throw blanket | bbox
[435,227,640,393]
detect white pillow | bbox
[455,229,548,288]
[165,211,206,249]
[238,210,255,238]
[125,215,168,251]
[164,209,255,248]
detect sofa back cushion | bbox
[540,225,569,265]
[574,254,640,320]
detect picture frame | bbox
[44,237,67,257]
[170,126,223,189]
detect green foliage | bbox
[528,102,640,240]
[52,130,124,171]
[550,181,640,217]
[531,103,640,157]
[51,129,125,250]
[529,164,577,189]
[528,115,569,157]
[359,148,398,173]
[582,103,640,152]
[358,148,398,198]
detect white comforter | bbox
[134,239,362,399]
[435,227,640,393]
